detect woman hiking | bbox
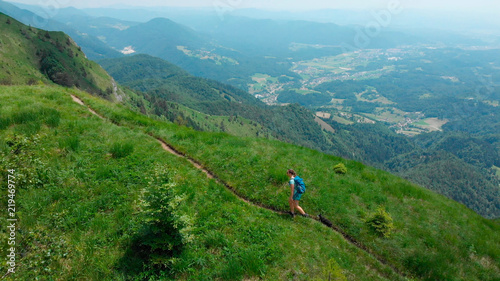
[287,169,309,218]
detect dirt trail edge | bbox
[71,95,408,280]
[71,95,105,120]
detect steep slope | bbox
[73,87,500,281]
[0,13,115,97]
[0,85,408,280]
[1,82,498,280]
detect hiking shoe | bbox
[300,213,310,218]
[288,211,295,218]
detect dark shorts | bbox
[293,191,302,201]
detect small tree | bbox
[333,163,347,175]
[365,206,395,238]
[313,258,347,281]
[138,165,193,272]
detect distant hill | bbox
[0,13,115,97]
[0,0,122,59]
[106,17,207,51]
[192,16,419,58]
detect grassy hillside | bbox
[74,88,500,281]
[0,85,407,280]
[0,13,115,97]
[0,83,499,280]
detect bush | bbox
[333,163,347,174]
[136,165,193,275]
[365,206,394,238]
[313,258,347,281]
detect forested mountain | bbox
[78,16,298,87]
[387,150,500,216]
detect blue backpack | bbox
[294,176,306,194]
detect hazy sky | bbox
[8,0,500,13]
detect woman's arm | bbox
[290,182,295,198]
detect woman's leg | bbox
[289,197,295,214]
[293,200,306,215]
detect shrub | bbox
[40,51,75,87]
[333,163,347,174]
[365,206,394,238]
[314,258,347,281]
[136,166,193,275]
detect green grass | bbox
[75,87,500,281]
[0,85,406,280]
[1,85,499,280]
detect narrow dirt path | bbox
[71,95,105,120]
[71,95,408,280]
[155,137,214,180]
